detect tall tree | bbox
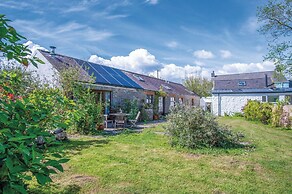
[184,76,213,98]
[257,0,292,76]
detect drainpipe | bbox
[218,94,221,116]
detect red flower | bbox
[8,93,14,100]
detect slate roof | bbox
[38,50,196,96]
[212,71,290,94]
[212,71,277,90]
[124,71,195,96]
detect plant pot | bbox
[96,124,104,130]
[153,114,159,120]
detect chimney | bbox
[211,71,215,77]
[156,70,160,79]
[265,74,268,87]
[50,46,56,55]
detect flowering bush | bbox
[0,71,70,193]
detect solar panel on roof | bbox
[74,59,142,89]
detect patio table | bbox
[109,113,131,128]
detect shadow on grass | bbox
[49,138,110,156]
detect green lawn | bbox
[29,118,292,193]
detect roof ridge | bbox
[215,70,274,77]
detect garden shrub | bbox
[164,105,242,149]
[119,99,139,120]
[243,100,273,124]
[271,103,282,127]
[70,84,103,134]
[243,100,261,121]
[58,67,103,134]
[0,14,71,193]
[0,71,69,193]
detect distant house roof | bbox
[38,50,196,96]
[124,71,195,96]
[212,71,289,94]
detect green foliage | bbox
[119,99,139,120]
[164,105,242,149]
[243,100,273,124]
[70,84,103,134]
[0,15,43,67]
[232,112,244,117]
[153,95,159,115]
[58,66,103,134]
[0,16,69,193]
[271,102,283,127]
[0,72,69,193]
[184,75,213,97]
[257,0,292,76]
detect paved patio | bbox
[103,120,166,134]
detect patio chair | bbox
[114,115,126,128]
[104,114,113,128]
[128,111,141,128]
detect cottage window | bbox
[170,97,175,107]
[158,97,163,113]
[191,98,195,106]
[268,95,279,103]
[262,96,267,102]
[178,98,183,104]
[146,95,154,104]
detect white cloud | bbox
[241,17,260,34]
[166,41,178,48]
[220,50,232,59]
[149,64,210,83]
[217,61,275,75]
[13,20,113,43]
[193,50,214,59]
[89,48,209,83]
[89,48,161,74]
[145,0,159,5]
[193,60,205,66]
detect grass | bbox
[28,118,292,193]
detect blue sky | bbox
[0,0,274,82]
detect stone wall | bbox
[280,105,292,127]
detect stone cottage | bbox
[32,49,199,116]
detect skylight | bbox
[238,81,246,86]
[162,84,171,90]
[133,74,145,82]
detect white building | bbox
[211,71,292,116]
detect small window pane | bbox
[238,81,246,86]
[268,95,279,103]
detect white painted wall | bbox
[27,50,59,86]
[212,93,287,116]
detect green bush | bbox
[0,73,69,193]
[164,105,242,149]
[243,100,273,124]
[58,66,103,134]
[70,85,103,134]
[119,99,139,120]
